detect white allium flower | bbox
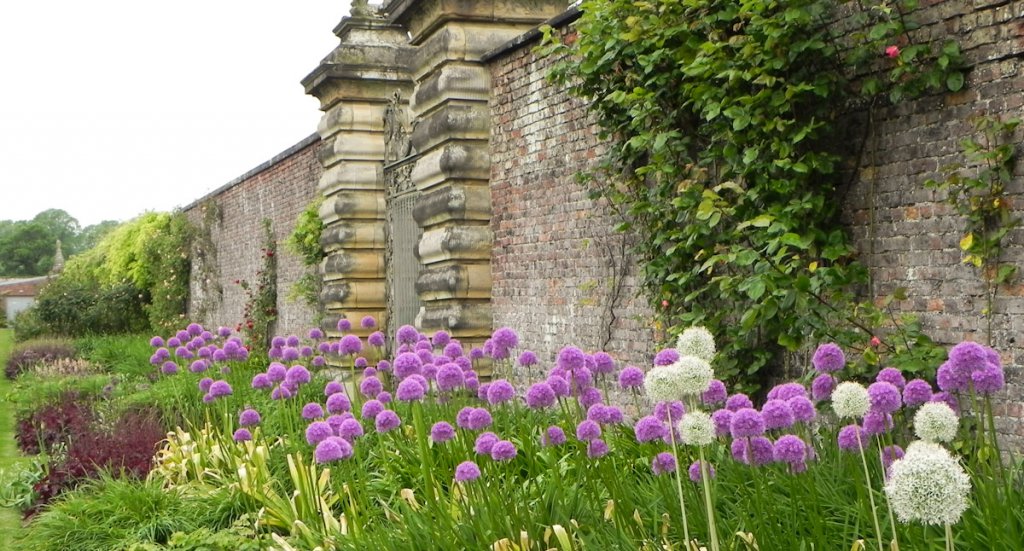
[643,364,689,403]
[831,381,870,419]
[676,326,717,362]
[913,402,959,443]
[672,355,715,396]
[678,410,715,447]
[884,441,971,526]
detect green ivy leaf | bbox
[946,72,964,92]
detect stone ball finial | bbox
[350,0,375,18]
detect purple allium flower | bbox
[542,425,566,446]
[285,365,310,385]
[486,379,516,405]
[492,327,519,351]
[393,352,423,379]
[456,407,474,429]
[271,336,286,348]
[930,391,959,413]
[285,336,299,347]
[308,328,324,340]
[565,367,593,392]
[653,348,680,366]
[578,387,603,409]
[766,382,808,402]
[547,375,570,397]
[357,316,375,329]
[556,346,587,371]
[150,336,165,347]
[336,319,352,332]
[431,330,451,348]
[299,346,314,358]
[156,348,171,360]
[654,400,686,423]
[837,424,865,452]
[187,323,203,336]
[202,393,214,403]
[587,404,608,424]
[468,408,493,431]
[701,380,728,405]
[902,379,933,407]
[469,347,484,360]
[730,408,765,438]
[812,343,845,373]
[422,363,438,380]
[435,364,465,392]
[618,366,645,389]
[176,330,190,342]
[315,437,352,463]
[517,350,538,368]
[150,354,161,366]
[773,434,807,464]
[306,421,334,445]
[587,439,610,459]
[454,461,481,483]
[302,402,325,420]
[217,326,232,338]
[368,332,385,347]
[491,440,518,461]
[324,381,344,396]
[233,428,252,442]
[867,381,902,413]
[525,382,556,409]
[326,414,348,434]
[212,349,228,362]
[936,361,969,392]
[811,374,837,401]
[360,376,383,398]
[725,394,754,412]
[270,386,289,400]
[711,409,733,436]
[189,360,208,373]
[396,378,425,402]
[863,410,893,436]
[652,452,677,475]
[209,380,232,398]
[162,361,179,375]
[688,460,716,482]
[949,341,989,373]
[474,432,498,455]
[338,335,362,356]
[361,399,384,420]
[282,348,300,362]
[591,352,616,374]
[430,421,456,443]
[603,405,624,424]
[881,444,905,472]
[761,399,795,430]
[442,342,463,359]
[239,409,261,426]
[167,338,181,349]
[635,416,669,443]
[733,436,774,466]
[198,347,212,359]
[326,392,351,414]
[576,420,602,442]
[374,410,401,432]
[972,365,1005,394]
[787,396,817,423]
[174,347,191,359]
[876,367,906,389]
[396,325,419,345]
[377,359,391,372]
[338,418,364,440]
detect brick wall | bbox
[183,135,323,339]
[487,22,656,368]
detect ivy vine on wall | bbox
[238,219,278,348]
[543,0,964,391]
[285,198,325,317]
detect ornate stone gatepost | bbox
[302,9,414,336]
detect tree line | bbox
[0,209,119,277]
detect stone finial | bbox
[350,0,375,18]
[51,239,65,273]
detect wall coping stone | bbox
[480,7,581,64]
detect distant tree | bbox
[77,220,120,252]
[0,221,57,276]
[32,209,82,254]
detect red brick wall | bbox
[183,135,323,339]
[488,27,656,368]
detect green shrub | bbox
[11,308,49,342]
[75,334,154,379]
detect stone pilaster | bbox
[385,0,566,341]
[303,14,414,336]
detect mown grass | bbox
[0,328,28,549]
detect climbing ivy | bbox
[285,198,325,311]
[238,219,278,348]
[544,0,964,390]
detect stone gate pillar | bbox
[386,0,566,343]
[303,12,414,336]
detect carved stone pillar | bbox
[303,12,414,336]
[385,0,566,342]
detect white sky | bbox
[0,1,353,227]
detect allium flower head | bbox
[217,326,232,338]
[678,410,715,446]
[431,330,451,347]
[729,408,765,438]
[360,399,384,420]
[162,361,179,375]
[913,402,958,443]
[644,362,700,403]
[338,418,364,439]
[209,380,232,398]
[903,379,934,407]
[282,347,300,362]
[591,352,616,374]
[374,410,401,433]
[876,367,907,389]
[285,365,311,386]
[327,392,351,414]
[149,336,165,347]
[652,452,677,475]
[359,376,383,398]
[491,327,519,351]
[455,461,481,483]
[767,382,807,402]
[430,421,455,443]
[565,367,593,392]
[863,410,893,436]
[442,342,463,359]
[468,408,493,431]
[618,366,644,389]
[396,325,419,345]
[469,347,484,360]
[525,382,556,409]
[239,408,261,426]
[761,399,795,430]
[396,378,425,402]
[474,432,498,455]
[733,436,774,466]
[543,425,567,446]
[233,428,252,442]
[675,326,716,362]
[306,421,334,445]
[486,379,516,405]
[725,393,753,412]
[556,346,587,371]
[711,409,733,436]
[971,364,1005,394]
[884,441,970,526]
[490,440,517,461]
[393,352,423,379]
[435,364,465,392]
[516,350,538,367]
[948,341,988,374]
[881,445,905,472]
[286,335,300,347]
[787,395,817,423]
[930,391,959,413]
[654,400,685,423]
[653,348,680,366]
[576,420,602,442]
[302,402,325,420]
[336,319,352,332]
[308,328,324,340]
[456,407,474,429]
[547,375,570,397]
[868,381,902,413]
[831,381,870,419]
[936,361,969,392]
[773,434,808,465]
[315,437,353,463]
[812,343,845,373]
[689,460,716,482]
[701,379,728,405]
[167,337,181,348]
[837,424,865,452]
[368,332,385,347]
[360,316,376,329]
[634,415,668,443]
[587,439,609,459]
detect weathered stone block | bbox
[318,161,382,194]
[320,221,386,251]
[412,65,492,116]
[385,0,567,45]
[417,299,493,336]
[318,103,388,139]
[322,250,385,279]
[318,132,386,166]
[320,190,386,223]
[410,100,491,153]
[321,280,387,308]
[416,264,492,300]
[412,183,492,226]
[417,225,493,264]
[410,142,490,191]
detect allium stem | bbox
[945,523,954,551]
[874,437,899,551]
[698,447,720,551]
[855,429,884,551]
[666,410,691,546]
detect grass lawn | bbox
[0,328,27,548]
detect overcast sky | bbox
[0,1,353,227]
